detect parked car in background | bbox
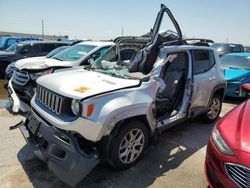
[205,84,250,188]
[15,4,226,186]
[211,43,245,56]
[5,45,69,80]
[7,41,114,112]
[0,41,69,78]
[0,36,42,51]
[220,53,250,97]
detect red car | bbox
[205,85,250,188]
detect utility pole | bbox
[42,19,44,39]
[122,26,124,36]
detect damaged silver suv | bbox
[15,4,226,186]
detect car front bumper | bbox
[7,78,30,113]
[19,109,99,186]
[205,138,240,188]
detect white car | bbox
[7,41,114,113]
[16,4,226,186]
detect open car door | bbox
[129,4,183,74]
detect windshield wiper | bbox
[52,56,62,61]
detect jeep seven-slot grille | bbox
[36,85,62,115]
[225,163,250,188]
[13,70,30,86]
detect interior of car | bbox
[155,52,188,118]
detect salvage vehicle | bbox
[5,45,69,80]
[7,41,114,113]
[15,4,226,186]
[221,53,250,98]
[7,38,146,113]
[205,83,250,188]
[0,41,69,77]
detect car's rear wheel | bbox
[108,120,148,169]
[202,94,222,123]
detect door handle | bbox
[209,77,216,81]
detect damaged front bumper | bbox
[18,109,99,186]
[7,78,30,113]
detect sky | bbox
[0,0,249,45]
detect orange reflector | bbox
[87,104,95,117]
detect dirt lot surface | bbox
[0,98,243,188]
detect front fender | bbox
[84,90,156,136]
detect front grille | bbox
[36,85,63,115]
[13,70,30,86]
[225,163,250,188]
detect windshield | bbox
[5,43,23,52]
[52,44,96,61]
[89,46,143,80]
[0,38,6,48]
[46,46,68,58]
[220,55,250,70]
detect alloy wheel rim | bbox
[119,129,145,164]
[207,98,221,120]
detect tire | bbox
[202,94,222,123]
[108,120,148,169]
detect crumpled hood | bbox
[218,100,250,154]
[37,69,140,99]
[224,68,250,81]
[15,57,73,70]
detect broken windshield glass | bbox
[90,45,144,80]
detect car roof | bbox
[19,40,69,45]
[213,43,243,46]
[163,45,213,51]
[225,53,250,57]
[77,41,114,47]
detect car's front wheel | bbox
[202,94,222,123]
[108,120,148,169]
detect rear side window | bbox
[192,50,211,75]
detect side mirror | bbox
[242,84,250,98]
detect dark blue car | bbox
[220,53,250,97]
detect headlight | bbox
[29,68,53,80]
[212,126,233,155]
[71,99,81,116]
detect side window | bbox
[41,44,57,53]
[32,44,42,53]
[90,47,110,60]
[6,39,17,47]
[192,50,210,75]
